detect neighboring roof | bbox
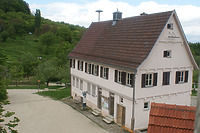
[147,102,196,133]
[69,11,173,70]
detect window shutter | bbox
[70,59,72,68]
[141,74,145,88]
[81,61,83,71]
[115,70,118,82]
[106,68,109,79]
[100,66,103,78]
[184,71,189,83]
[167,72,170,85]
[163,72,166,85]
[131,74,135,87]
[78,61,80,70]
[164,51,167,57]
[175,71,180,84]
[89,64,91,74]
[122,72,126,85]
[85,63,87,73]
[92,65,94,75]
[73,59,75,68]
[153,73,157,86]
[97,65,99,76]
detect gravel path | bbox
[4,89,108,133]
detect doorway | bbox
[97,88,102,109]
[117,104,126,126]
[109,93,114,116]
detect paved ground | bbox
[4,89,109,133]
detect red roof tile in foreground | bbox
[69,11,173,70]
[147,102,196,133]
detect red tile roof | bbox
[69,11,173,70]
[147,102,196,133]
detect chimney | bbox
[112,9,122,25]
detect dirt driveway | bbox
[4,89,108,133]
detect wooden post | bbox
[194,69,200,133]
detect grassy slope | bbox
[0,34,58,62]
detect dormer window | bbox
[167,23,173,30]
[163,50,171,58]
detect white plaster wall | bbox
[134,91,191,129]
[134,14,194,129]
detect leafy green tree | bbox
[0,30,9,42]
[56,27,72,43]
[34,9,41,29]
[20,53,39,79]
[58,64,70,87]
[0,49,8,101]
[36,60,58,86]
[10,62,24,87]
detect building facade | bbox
[69,10,198,130]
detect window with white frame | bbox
[78,60,83,71]
[176,71,188,84]
[87,83,91,94]
[144,102,150,110]
[163,50,171,58]
[118,71,122,83]
[76,78,79,88]
[141,73,157,88]
[92,85,96,97]
[72,76,75,86]
[94,65,98,76]
[145,73,153,87]
[100,66,109,79]
[80,80,83,90]
[87,63,91,74]
[126,73,132,86]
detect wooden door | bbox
[117,104,126,126]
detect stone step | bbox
[102,118,112,124]
[92,109,101,116]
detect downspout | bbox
[131,71,136,131]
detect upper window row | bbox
[70,59,109,80]
[115,70,135,87]
[141,70,189,88]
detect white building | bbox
[68,10,198,131]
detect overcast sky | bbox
[26,0,200,42]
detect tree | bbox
[39,32,56,54]
[0,30,9,42]
[10,62,24,87]
[57,64,70,87]
[36,60,58,86]
[56,27,72,43]
[0,49,8,101]
[20,53,39,79]
[34,9,41,29]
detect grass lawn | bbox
[37,87,71,100]
[7,85,63,90]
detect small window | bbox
[78,60,83,71]
[80,80,83,90]
[87,83,91,94]
[120,98,123,103]
[163,50,171,58]
[141,73,157,88]
[167,23,173,30]
[126,73,132,86]
[72,76,75,86]
[76,78,79,88]
[92,85,96,97]
[94,65,98,76]
[144,102,149,110]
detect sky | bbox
[25,0,200,42]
